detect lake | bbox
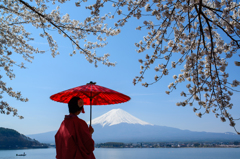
[0,148,239,159]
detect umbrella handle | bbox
[90,99,92,126]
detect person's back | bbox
[55,97,95,159]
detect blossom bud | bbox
[75,2,80,7]
[193,107,197,112]
[220,117,226,122]
[154,75,158,81]
[234,61,240,66]
[196,112,202,118]
[146,54,149,59]
[230,121,236,127]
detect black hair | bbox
[68,97,83,113]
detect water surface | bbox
[0,148,239,159]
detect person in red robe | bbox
[55,97,95,159]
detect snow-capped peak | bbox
[88,108,153,127]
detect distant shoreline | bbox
[2,142,240,150]
[95,146,240,148]
[95,142,240,148]
[1,146,240,150]
[0,146,50,150]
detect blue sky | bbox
[0,1,240,135]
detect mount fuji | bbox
[88,108,153,127]
[27,109,240,143]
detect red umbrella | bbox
[50,81,131,125]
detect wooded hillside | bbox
[0,127,48,149]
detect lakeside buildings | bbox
[95,142,240,148]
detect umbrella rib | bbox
[81,91,101,100]
[93,93,111,105]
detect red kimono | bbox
[55,115,95,159]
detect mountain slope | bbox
[0,127,48,149]
[90,109,240,143]
[92,123,240,143]
[27,130,57,144]
[27,109,240,143]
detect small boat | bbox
[16,152,26,156]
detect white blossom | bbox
[162,68,169,75]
